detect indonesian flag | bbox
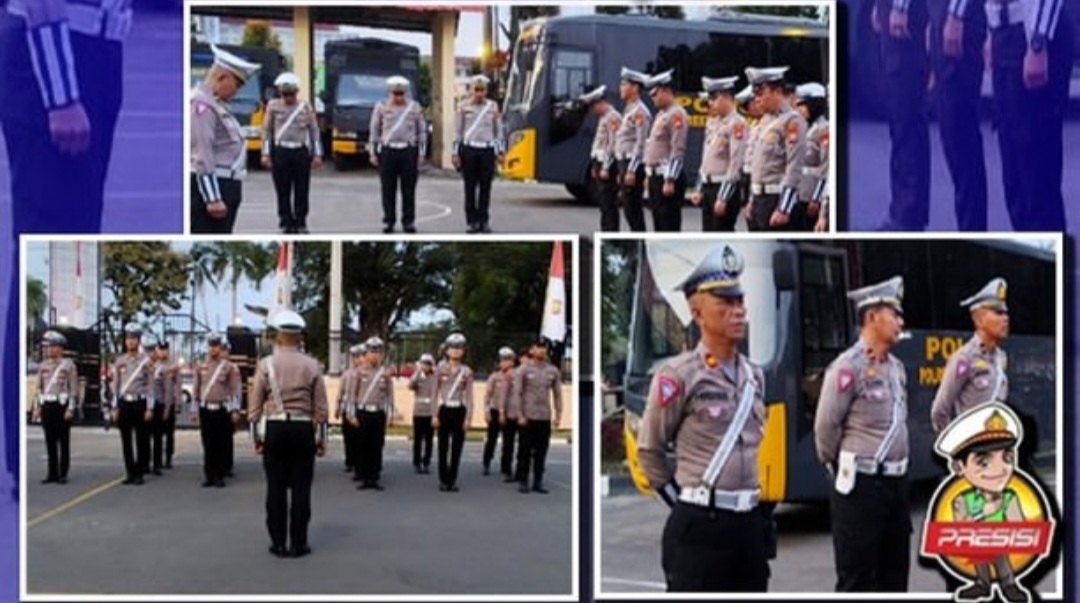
[73,241,85,327]
[540,241,567,343]
[270,242,292,318]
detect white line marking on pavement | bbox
[414,200,453,224]
[602,577,666,590]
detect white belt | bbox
[40,395,66,403]
[8,4,131,42]
[463,142,495,149]
[679,487,760,513]
[985,2,1026,29]
[443,400,463,408]
[276,141,305,149]
[214,167,246,181]
[360,405,383,413]
[384,142,413,149]
[700,174,727,185]
[590,152,608,162]
[202,402,227,411]
[751,183,783,195]
[416,398,432,404]
[121,394,144,402]
[854,458,908,477]
[266,412,311,422]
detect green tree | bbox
[102,243,190,343]
[600,241,637,378]
[418,59,432,104]
[241,19,282,50]
[199,241,276,324]
[26,277,47,329]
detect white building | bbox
[47,242,99,329]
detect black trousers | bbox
[163,406,176,465]
[991,17,1073,231]
[262,421,316,550]
[482,409,500,469]
[271,146,312,229]
[615,160,647,231]
[118,399,149,480]
[749,193,778,231]
[830,475,912,592]
[199,407,230,482]
[662,502,770,592]
[150,405,166,471]
[190,175,242,234]
[225,416,235,474]
[40,404,71,480]
[341,418,357,469]
[412,416,433,468]
[437,406,466,486]
[589,161,620,231]
[877,0,931,229]
[516,419,551,485]
[700,182,740,232]
[647,174,685,232]
[356,409,386,483]
[928,0,988,231]
[500,419,519,476]
[379,146,419,227]
[461,146,495,227]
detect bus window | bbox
[336,74,386,107]
[507,38,542,110]
[797,251,849,439]
[551,48,592,101]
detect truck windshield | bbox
[336,74,387,107]
[506,34,543,110]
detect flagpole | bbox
[329,241,343,375]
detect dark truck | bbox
[323,38,422,170]
[190,42,284,167]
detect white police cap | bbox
[578,84,607,105]
[211,44,261,84]
[745,66,790,87]
[676,245,745,298]
[702,75,739,95]
[349,344,366,356]
[960,278,1008,313]
[936,403,1021,459]
[735,84,754,105]
[41,330,66,346]
[796,82,827,101]
[386,75,410,91]
[364,336,385,350]
[419,353,435,364]
[470,74,490,89]
[274,72,300,90]
[847,276,904,315]
[645,69,675,91]
[619,66,650,86]
[269,309,305,333]
[445,332,467,347]
[498,346,516,359]
[123,323,142,337]
[141,334,158,350]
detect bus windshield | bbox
[506,33,543,110]
[336,74,386,107]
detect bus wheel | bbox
[564,184,591,205]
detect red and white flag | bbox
[540,241,566,343]
[73,241,85,327]
[270,242,292,319]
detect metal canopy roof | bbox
[190,5,482,34]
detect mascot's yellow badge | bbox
[920,403,1057,603]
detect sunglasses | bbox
[281,90,297,95]
[392,90,405,96]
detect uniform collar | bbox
[695,342,742,383]
[971,333,998,355]
[857,338,889,364]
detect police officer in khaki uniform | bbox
[745,66,807,232]
[931,278,1010,433]
[261,72,322,234]
[795,82,829,232]
[193,333,241,488]
[737,85,764,225]
[147,340,170,476]
[370,75,427,234]
[409,353,437,474]
[337,344,364,475]
[350,337,394,491]
[249,310,328,558]
[641,70,688,232]
[33,330,79,484]
[154,342,181,470]
[814,276,911,592]
[110,324,154,485]
[499,349,524,482]
[190,45,260,234]
[580,85,622,231]
[482,347,516,476]
[691,76,747,232]
[637,246,769,592]
[614,67,652,232]
[511,340,563,494]
[433,332,474,491]
[452,75,504,234]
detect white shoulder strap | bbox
[700,358,757,488]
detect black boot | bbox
[999,582,1030,603]
[955,581,992,602]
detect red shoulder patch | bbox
[819,130,830,145]
[656,375,680,407]
[786,119,800,145]
[837,368,854,393]
[733,121,745,140]
[608,116,620,131]
[671,113,684,129]
[634,111,644,126]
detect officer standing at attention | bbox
[249,310,328,558]
[190,44,260,234]
[452,75,504,234]
[692,76,747,232]
[148,339,170,477]
[581,85,622,231]
[261,72,322,234]
[370,75,427,234]
[614,67,652,232]
[33,330,79,484]
[483,347,516,476]
[795,82,829,231]
[737,85,764,226]
[193,333,241,488]
[433,333,474,492]
[641,70,688,232]
[350,337,394,491]
[337,344,363,475]
[814,276,911,592]
[636,246,769,592]
[746,66,807,232]
[931,278,1010,433]
[511,340,563,494]
[156,342,180,470]
[409,353,438,474]
[110,323,154,486]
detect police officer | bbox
[640,70,688,232]
[452,75,504,234]
[580,85,622,231]
[350,337,394,491]
[815,276,911,592]
[338,344,364,475]
[110,323,154,485]
[873,0,930,230]
[737,85,763,229]
[433,332,474,492]
[222,339,242,479]
[929,0,988,231]
[249,310,328,558]
[155,342,180,469]
[989,0,1072,230]
[190,44,260,234]
[261,72,322,234]
[636,245,769,591]
[193,333,240,488]
[692,76,747,232]
[147,339,170,476]
[482,347,516,476]
[409,353,437,474]
[614,67,652,232]
[33,330,79,484]
[746,66,807,232]
[931,278,1010,432]
[512,340,563,494]
[370,75,427,234]
[795,82,829,232]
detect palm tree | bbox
[206,242,276,323]
[26,277,47,329]
[189,242,220,328]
